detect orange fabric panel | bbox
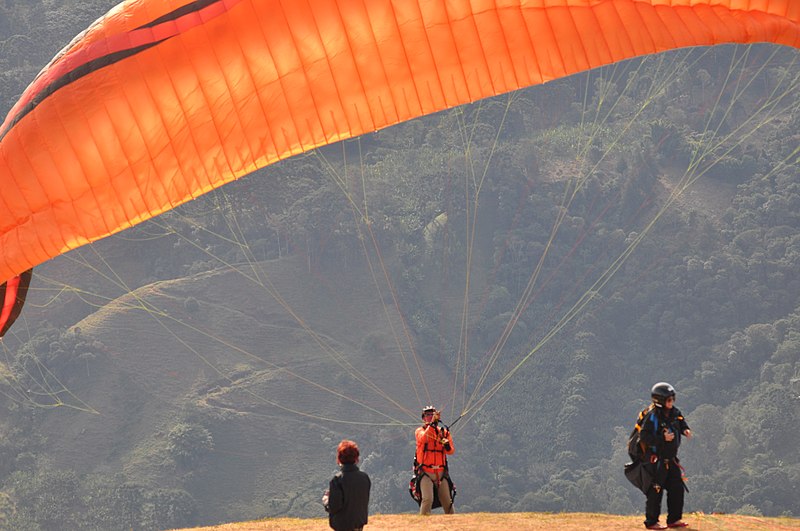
[0,0,798,285]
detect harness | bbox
[643,408,690,493]
[418,424,450,476]
[409,421,457,508]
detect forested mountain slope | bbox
[1,2,799,530]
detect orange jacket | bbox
[415,423,454,474]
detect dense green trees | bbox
[3,468,195,530]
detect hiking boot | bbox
[667,522,689,528]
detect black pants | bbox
[644,459,684,526]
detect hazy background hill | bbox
[1,2,799,530]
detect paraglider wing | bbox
[0,0,798,336]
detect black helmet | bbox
[421,405,436,419]
[651,382,676,407]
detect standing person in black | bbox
[323,439,371,531]
[640,382,692,530]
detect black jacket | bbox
[327,463,371,531]
[639,406,690,460]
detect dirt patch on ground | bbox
[658,166,739,223]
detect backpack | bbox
[624,404,657,494]
[627,404,656,462]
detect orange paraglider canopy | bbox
[0,0,798,336]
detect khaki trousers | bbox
[419,471,454,515]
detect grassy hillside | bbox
[26,253,452,524]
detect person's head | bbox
[651,382,676,409]
[421,405,436,422]
[337,439,359,465]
